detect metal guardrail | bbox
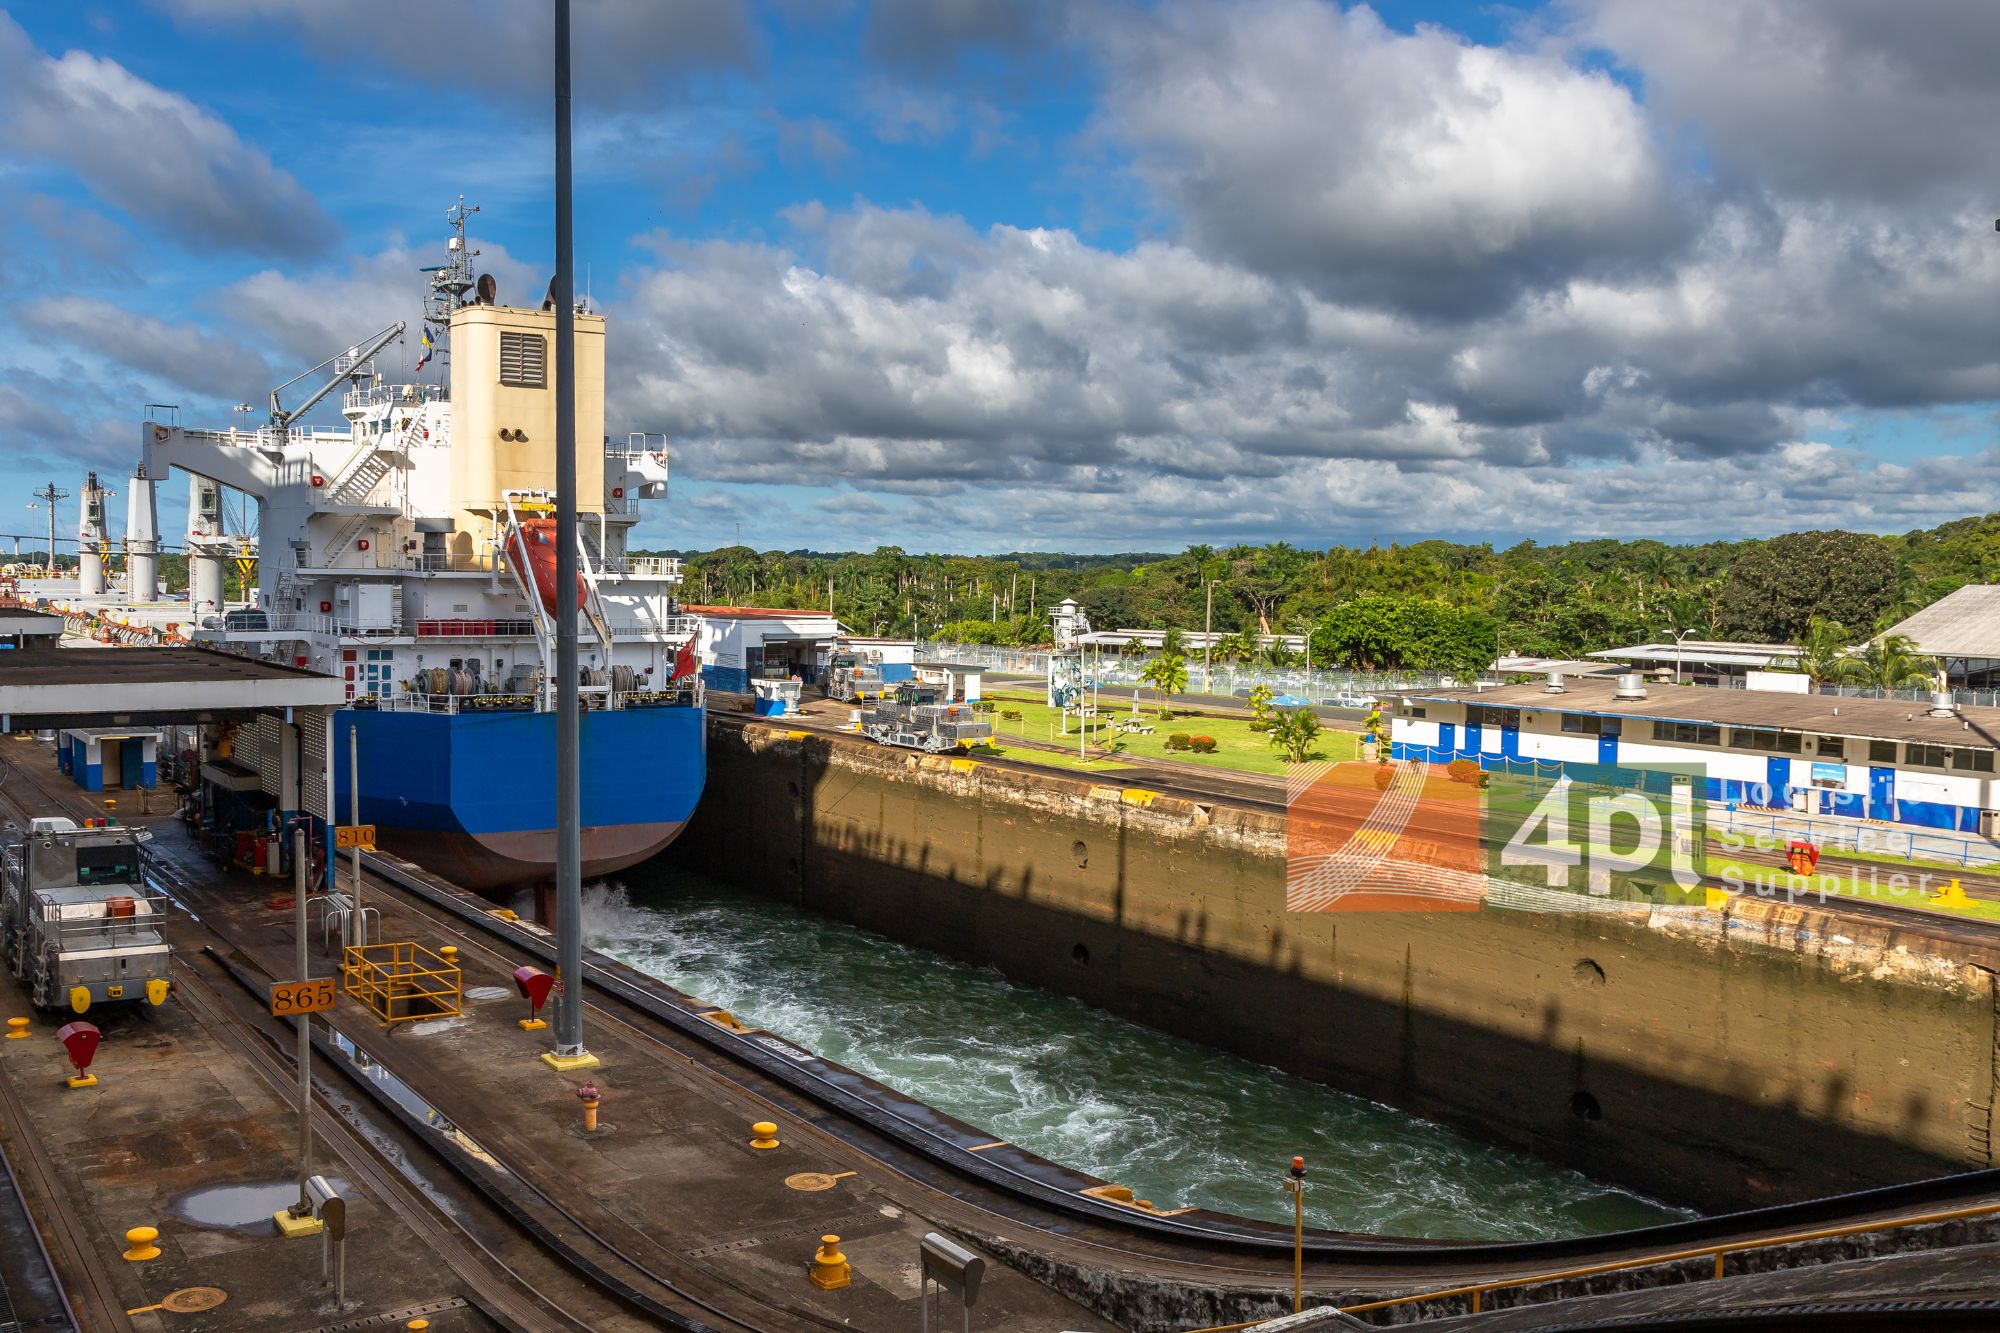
[1327,1197,2000,1322]
[1711,807,2000,870]
[340,939,460,1025]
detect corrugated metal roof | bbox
[1587,642,1797,667]
[1882,585,2000,660]
[1403,677,2000,748]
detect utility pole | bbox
[29,483,68,570]
[548,0,595,1072]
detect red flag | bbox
[670,636,699,681]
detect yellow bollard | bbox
[4,1017,27,1039]
[123,1226,161,1261]
[750,1121,780,1150]
[1934,878,1973,909]
[578,1081,601,1134]
[808,1235,851,1290]
[407,1323,430,1332]
[439,945,458,970]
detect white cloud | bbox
[1569,0,2000,202]
[16,296,269,401]
[1087,0,1677,312]
[0,13,335,257]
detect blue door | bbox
[1462,723,1482,759]
[1436,723,1455,761]
[1501,725,1520,761]
[1868,767,1895,821]
[1766,756,1791,810]
[1597,731,1618,766]
[120,741,143,789]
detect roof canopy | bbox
[1882,585,2000,661]
[0,646,344,729]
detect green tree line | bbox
[649,516,2000,671]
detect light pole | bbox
[1202,579,1221,694]
[1658,626,1696,686]
[547,0,594,1072]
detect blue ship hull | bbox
[333,705,705,892]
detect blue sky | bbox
[3,1,1999,557]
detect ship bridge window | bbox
[499,332,547,388]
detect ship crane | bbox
[266,322,406,429]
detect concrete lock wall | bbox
[662,725,2000,1214]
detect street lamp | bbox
[1657,626,1697,686]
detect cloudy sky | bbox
[4,2,1999,556]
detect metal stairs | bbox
[322,513,372,564]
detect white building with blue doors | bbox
[56,727,160,793]
[1390,675,2000,836]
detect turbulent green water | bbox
[583,873,1689,1240]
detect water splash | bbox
[584,876,1689,1239]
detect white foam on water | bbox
[583,879,1691,1239]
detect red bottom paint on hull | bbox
[378,820,687,894]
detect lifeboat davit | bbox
[508,517,585,614]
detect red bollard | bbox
[58,1021,101,1089]
[513,966,554,1032]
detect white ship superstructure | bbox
[137,204,697,708]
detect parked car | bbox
[1231,687,1252,698]
[1319,693,1377,710]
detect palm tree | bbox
[1268,707,1324,763]
[1139,653,1189,718]
[1632,545,1679,618]
[1838,633,1939,694]
[1789,616,1850,692]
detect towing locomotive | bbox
[1,817,171,1013]
[860,682,994,753]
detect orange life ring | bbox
[152,425,169,442]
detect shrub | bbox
[1187,735,1217,753]
[1000,709,1023,722]
[1166,732,1193,751]
[1248,720,1274,733]
[1447,758,1481,784]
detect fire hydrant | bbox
[577,1081,601,1134]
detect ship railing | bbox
[379,686,696,714]
[222,610,340,638]
[401,553,486,573]
[609,616,699,640]
[596,555,682,579]
[341,385,397,414]
[410,618,536,639]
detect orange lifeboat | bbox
[508,518,585,615]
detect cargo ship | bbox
[141,202,704,890]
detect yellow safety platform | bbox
[341,941,462,1025]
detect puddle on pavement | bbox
[167,1177,349,1231]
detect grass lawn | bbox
[981,691,1359,777]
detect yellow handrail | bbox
[1175,1196,2000,1331]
